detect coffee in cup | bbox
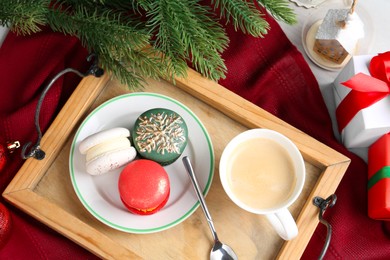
[219,129,305,240]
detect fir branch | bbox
[145,0,189,80]
[133,0,155,11]
[181,2,228,79]
[0,0,297,88]
[211,0,269,37]
[60,0,137,13]
[257,0,296,25]
[47,2,147,41]
[99,54,147,88]
[0,0,49,35]
[146,0,228,81]
[45,3,167,88]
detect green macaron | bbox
[132,108,188,165]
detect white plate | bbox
[69,92,214,233]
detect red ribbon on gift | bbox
[336,52,390,132]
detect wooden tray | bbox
[3,68,350,259]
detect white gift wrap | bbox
[333,54,390,148]
[0,26,9,47]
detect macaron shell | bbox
[86,137,131,162]
[86,146,137,175]
[79,127,130,154]
[132,108,188,165]
[118,159,170,213]
[121,189,170,215]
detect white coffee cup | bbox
[219,128,305,240]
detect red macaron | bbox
[118,159,170,215]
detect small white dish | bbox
[290,0,329,9]
[69,92,214,233]
[302,3,374,71]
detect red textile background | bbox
[0,11,389,260]
[0,29,98,259]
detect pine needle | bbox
[0,0,296,88]
[46,2,167,88]
[211,0,269,37]
[257,0,297,25]
[0,0,49,35]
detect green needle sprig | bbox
[0,0,296,89]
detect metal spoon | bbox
[182,156,238,260]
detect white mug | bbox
[219,129,305,240]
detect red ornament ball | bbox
[0,143,6,172]
[0,202,11,249]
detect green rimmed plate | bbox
[69,92,214,233]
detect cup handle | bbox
[265,208,298,240]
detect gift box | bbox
[0,26,9,47]
[368,133,390,220]
[333,52,390,148]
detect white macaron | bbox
[79,127,137,175]
[79,127,130,154]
